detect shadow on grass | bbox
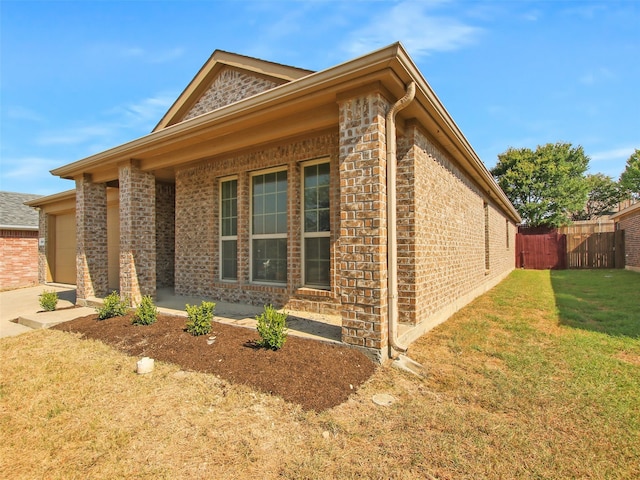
[550,269,640,338]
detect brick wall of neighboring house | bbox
[0,229,39,290]
[618,207,640,271]
[182,66,284,122]
[175,130,341,312]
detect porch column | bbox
[337,88,390,360]
[119,160,156,305]
[76,174,108,302]
[37,210,50,284]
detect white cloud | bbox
[1,156,61,178]
[35,93,175,148]
[579,67,615,86]
[589,146,636,178]
[109,94,176,127]
[345,0,482,58]
[37,126,114,146]
[6,106,45,122]
[590,146,636,163]
[522,10,541,22]
[89,44,185,64]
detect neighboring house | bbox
[611,202,640,272]
[0,191,41,290]
[28,43,521,361]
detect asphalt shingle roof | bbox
[0,191,42,229]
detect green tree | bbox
[619,149,640,200]
[572,173,623,220]
[491,142,589,227]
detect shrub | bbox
[256,304,288,350]
[97,291,129,320]
[39,290,58,312]
[185,301,215,336]
[132,295,157,326]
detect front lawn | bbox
[1,269,638,479]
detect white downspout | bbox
[386,81,416,357]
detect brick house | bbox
[29,43,521,360]
[611,202,640,272]
[0,191,41,290]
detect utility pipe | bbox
[386,81,416,357]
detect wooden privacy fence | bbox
[516,233,566,269]
[516,230,625,269]
[565,231,625,268]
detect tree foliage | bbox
[491,142,589,227]
[619,149,640,200]
[572,173,624,220]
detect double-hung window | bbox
[252,169,287,283]
[303,161,330,288]
[220,178,238,280]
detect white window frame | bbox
[301,158,331,290]
[219,176,238,281]
[250,167,288,285]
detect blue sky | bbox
[1,0,638,195]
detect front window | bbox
[220,178,238,280]
[303,162,330,288]
[252,170,287,283]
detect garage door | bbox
[54,213,76,284]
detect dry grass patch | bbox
[2,269,639,479]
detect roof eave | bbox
[49,42,521,223]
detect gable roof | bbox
[0,191,41,230]
[50,42,521,223]
[154,50,314,131]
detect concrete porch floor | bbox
[131,287,342,344]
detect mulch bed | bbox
[52,313,376,411]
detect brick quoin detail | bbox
[119,161,156,304]
[338,91,390,353]
[76,174,108,300]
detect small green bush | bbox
[256,304,288,350]
[39,290,58,312]
[185,301,215,336]
[132,295,157,326]
[97,291,129,320]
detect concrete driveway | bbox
[0,284,78,338]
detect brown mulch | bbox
[51,313,376,411]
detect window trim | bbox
[219,175,238,282]
[250,167,288,286]
[301,158,331,290]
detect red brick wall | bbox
[618,208,640,270]
[0,230,39,290]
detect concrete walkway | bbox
[0,285,342,343]
[0,284,93,338]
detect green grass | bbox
[1,269,639,479]
[551,269,640,337]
